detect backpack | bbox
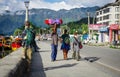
[26,29,34,45]
[64,37,70,44]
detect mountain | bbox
[0,6,99,35]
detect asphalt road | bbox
[42,40,120,71]
[81,45,120,71]
[23,40,120,77]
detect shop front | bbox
[99,26,109,43]
[109,24,119,43]
[89,24,106,43]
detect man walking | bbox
[51,23,58,62]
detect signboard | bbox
[89,24,105,30]
[99,26,108,32]
[109,24,119,30]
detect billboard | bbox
[89,24,105,30]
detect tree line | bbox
[13,17,94,36]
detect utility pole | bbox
[92,12,96,38]
[87,12,90,39]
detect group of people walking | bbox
[50,23,82,62]
[22,21,82,63]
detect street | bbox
[26,40,120,77]
[81,45,120,71]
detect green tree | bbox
[60,25,70,34]
[13,29,22,36]
[81,23,88,34]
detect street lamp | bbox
[24,1,30,22]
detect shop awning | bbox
[109,24,119,30]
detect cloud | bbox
[29,0,115,10]
[64,0,115,7]
[0,0,25,13]
[29,1,81,10]
[0,0,4,3]
[0,0,115,13]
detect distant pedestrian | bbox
[72,31,81,61]
[60,29,70,60]
[51,23,58,62]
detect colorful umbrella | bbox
[44,19,63,25]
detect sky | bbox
[0,0,115,13]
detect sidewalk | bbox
[29,41,113,77]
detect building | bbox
[96,0,120,43]
[96,0,120,25]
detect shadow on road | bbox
[29,50,46,77]
[84,57,100,62]
[44,63,78,71]
[39,50,51,52]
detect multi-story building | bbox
[96,0,120,43]
[96,0,120,25]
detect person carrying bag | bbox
[72,31,82,61]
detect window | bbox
[100,11,102,15]
[115,7,120,12]
[103,15,109,20]
[100,17,102,21]
[115,14,120,19]
[96,12,99,16]
[96,18,99,22]
[103,22,109,25]
[115,21,119,24]
[103,8,110,13]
